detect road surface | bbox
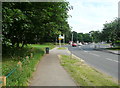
[66,44,119,80]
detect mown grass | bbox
[57,47,67,50]
[28,44,55,49]
[59,55,119,87]
[2,44,55,86]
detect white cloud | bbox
[67,0,119,33]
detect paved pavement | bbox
[30,47,77,86]
[108,50,119,54]
[66,45,119,80]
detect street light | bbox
[72,33,73,42]
[89,32,93,43]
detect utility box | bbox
[45,47,49,54]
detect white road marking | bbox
[83,50,88,52]
[89,53,100,57]
[105,58,119,63]
[80,47,119,63]
[82,50,100,57]
[113,60,119,63]
[105,58,113,61]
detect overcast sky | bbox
[67,0,119,33]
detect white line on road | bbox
[105,58,119,63]
[83,50,88,52]
[82,50,100,57]
[89,53,100,57]
[113,60,119,63]
[105,58,113,61]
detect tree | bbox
[2,2,72,47]
[77,33,84,42]
[101,18,120,43]
[72,31,78,42]
[83,33,92,42]
[89,31,101,43]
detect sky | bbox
[67,0,119,33]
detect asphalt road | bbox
[66,44,119,80]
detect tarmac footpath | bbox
[30,47,77,86]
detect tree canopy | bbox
[2,2,72,47]
[71,18,120,44]
[2,2,120,47]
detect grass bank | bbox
[59,55,118,87]
[28,44,55,50]
[57,47,67,50]
[2,44,55,86]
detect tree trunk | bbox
[21,41,25,48]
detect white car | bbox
[78,43,82,46]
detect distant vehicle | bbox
[101,42,106,44]
[78,43,82,46]
[69,41,73,45]
[72,43,77,47]
[84,42,88,45]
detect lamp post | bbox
[72,32,73,43]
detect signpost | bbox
[58,35,64,47]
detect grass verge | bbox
[57,47,67,50]
[28,44,55,50]
[59,55,119,87]
[2,44,55,86]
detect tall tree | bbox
[2,2,72,47]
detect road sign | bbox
[60,36,64,39]
[58,35,64,40]
[58,38,62,40]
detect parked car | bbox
[72,43,77,47]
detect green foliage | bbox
[82,33,92,42]
[28,43,55,50]
[72,31,78,42]
[2,44,55,86]
[73,32,92,43]
[87,18,120,44]
[57,47,67,50]
[106,47,120,50]
[76,18,120,44]
[2,2,72,47]
[89,31,101,43]
[101,18,120,43]
[77,33,84,42]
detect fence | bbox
[0,53,33,87]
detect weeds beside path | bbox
[2,44,55,86]
[59,55,119,87]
